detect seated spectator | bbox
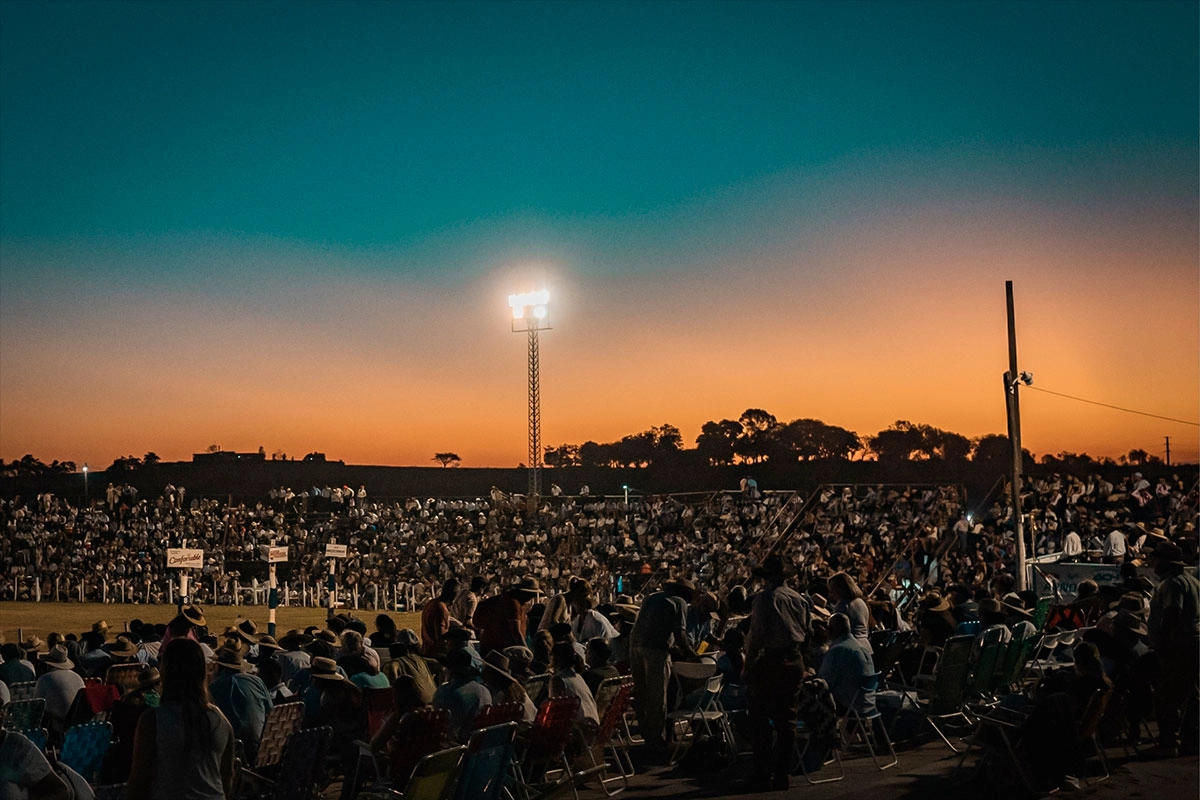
[548,641,599,726]
[369,675,431,756]
[256,658,293,705]
[0,698,73,799]
[581,638,619,698]
[480,650,536,722]
[208,647,272,764]
[382,630,437,705]
[432,648,491,743]
[0,642,36,688]
[35,645,85,742]
[818,613,876,717]
[916,591,958,647]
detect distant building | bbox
[192,450,267,464]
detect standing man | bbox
[421,578,459,658]
[629,579,696,752]
[744,555,809,792]
[472,578,540,656]
[1146,540,1199,757]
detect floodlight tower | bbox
[508,290,551,501]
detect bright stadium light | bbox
[509,289,552,500]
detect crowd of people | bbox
[0,469,1196,797]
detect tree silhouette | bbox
[143,452,161,466]
[775,418,861,461]
[433,452,461,468]
[696,420,741,466]
[735,409,779,463]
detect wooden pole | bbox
[1005,280,1028,593]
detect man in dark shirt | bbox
[629,579,696,750]
[745,555,809,792]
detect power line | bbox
[1026,386,1200,427]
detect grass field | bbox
[0,602,423,644]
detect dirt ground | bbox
[0,601,422,643]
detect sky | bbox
[1,0,1197,470]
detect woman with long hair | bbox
[128,638,234,800]
[827,571,872,645]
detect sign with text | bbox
[260,545,289,563]
[166,548,204,569]
[325,543,348,559]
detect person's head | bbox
[550,640,583,673]
[531,629,554,661]
[440,578,460,602]
[391,674,426,714]
[0,642,22,662]
[827,572,862,602]
[470,576,486,594]
[160,638,209,705]
[258,657,283,688]
[828,613,851,640]
[375,614,397,635]
[340,630,364,655]
[1076,579,1098,600]
[585,637,612,668]
[341,653,375,678]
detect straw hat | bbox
[310,656,344,681]
[107,636,138,658]
[278,629,312,649]
[481,650,517,684]
[136,666,162,691]
[182,604,207,626]
[40,644,75,670]
[215,647,246,671]
[234,618,260,645]
[21,635,46,654]
[256,635,282,653]
[920,591,951,613]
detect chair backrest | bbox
[404,745,466,800]
[387,707,452,784]
[525,696,580,762]
[592,676,627,722]
[93,783,128,800]
[84,678,121,715]
[363,686,395,740]
[968,638,1005,697]
[59,720,114,782]
[928,635,974,715]
[2,698,46,731]
[995,633,1039,690]
[593,681,634,747]
[523,673,551,707]
[452,723,518,800]
[1032,597,1053,631]
[13,728,47,751]
[105,664,142,697]
[468,701,524,734]
[270,725,332,800]
[8,681,37,702]
[1076,688,1111,742]
[254,701,306,769]
[873,630,917,683]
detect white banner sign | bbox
[260,545,289,563]
[325,544,348,558]
[166,548,204,569]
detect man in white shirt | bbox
[1102,528,1127,564]
[1063,530,1084,560]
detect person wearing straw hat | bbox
[209,647,272,764]
[480,650,536,722]
[1146,540,1199,758]
[35,644,85,741]
[274,629,312,688]
[432,647,491,743]
[472,576,540,656]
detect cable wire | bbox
[1026,386,1200,427]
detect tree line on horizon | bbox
[540,409,1167,471]
[0,406,1175,478]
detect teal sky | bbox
[2,0,1197,468]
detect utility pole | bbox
[1003,280,1028,593]
[1165,436,1171,466]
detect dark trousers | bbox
[747,649,805,780]
[1156,647,1200,749]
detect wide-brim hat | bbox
[502,645,534,669]
[752,555,790,581]
[920,591,951,613]
[1149,541,1187,565]
[397,628,421,649]
[665,578,697,602]
[40,644,74,670]
[234,618,260,645]
[279,629,313,648]
[137,666,162,690]
[182,604,206,626]
[92,620,109,634]
[21,635,46,654]
[256,635,282,652]
[513,577,541,599]
[809,593,832,620]
[614,603,640,623]
[1113,610,1149,637]
[107,636,138,658]
[481,650,517,684]
[215,647,245,671]
[310,656,344,681]
[444,626,473,642]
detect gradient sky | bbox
[2,0,1197,470]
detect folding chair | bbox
[2,698,46,731]
[262,725,333,800]
[104,700,149,783]
[9,680,37,702]
[523,673,552,708]
[585,680,636,795]
[357,707,453,792]
[842,673,898,770]
[895,634,974,752]
[363,686,396,740]
[84,677,121,717]
[466,701,525,736]
[794,677,845,784]
[962,637,1006,715]
[512,696,580,800]
[664,660,735,765]
[12,728,47,751]
[58,720,114,783]
[452,722,518,800]
[238,701,306,794]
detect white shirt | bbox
[1102,530,1126,557]
[1063,531,1083,557]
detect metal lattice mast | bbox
[527,326,542,500]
